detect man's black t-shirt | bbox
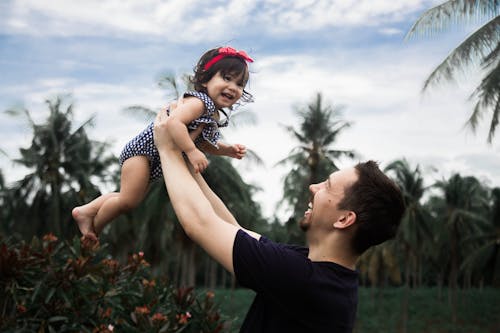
[233,229,358,333]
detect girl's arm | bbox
[199,141,246,159]
[166,98,208,173]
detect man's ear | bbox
[333,211,356,229]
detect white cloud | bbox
[379,27,404,35]
[2,0,441,40]
[1,0,498,219]
[225,43,500,217]
[1,0,257,41]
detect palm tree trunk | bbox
[187,241,196,286]
[209,259,217,289]
[398,248,411,333]
[173,242,182,286]
[449,225,459,327]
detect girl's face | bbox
[202,71,246,109]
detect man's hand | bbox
[153,106,176,151]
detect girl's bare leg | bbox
[92,156,150,235]
[73,193,120,237]
[72,156,150,239]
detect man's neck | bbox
[307,234,358,270]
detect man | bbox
[153,109,405,333]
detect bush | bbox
[0,234,226,333]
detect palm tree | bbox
[385,159,433,288]
[277,92,356,224]
[5,96,116,239]
[384,159,433,333]
[358,240,401,287]
[461,187,500,287]
[406,0,500,142]
[432,173,490,324]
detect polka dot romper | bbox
[119,91,229,181]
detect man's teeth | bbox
[308,202,313,209]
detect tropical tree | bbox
[0,166,10,235]
[358,240,401,288]
[5,96,116,239]
[277,92,356,226]
[385,159,433,288]
[384,159,433,333]
[431,173,490,323]
[406,0,500,142]
[460,187,500,287]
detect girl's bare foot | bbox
[72,206,98,240]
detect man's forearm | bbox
[157,146,211,228]
[157,145,239,273]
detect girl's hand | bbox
[225,144,246,159]
[186,148,209,173]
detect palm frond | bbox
[275,150,308,166]
[406,0,500,39]
[228,110,258,128]
[422,16,499,91]
[279,123,308,143]
[4,106,36,128]
[122,105,156,121]
[467,57,500,141]
[239,148,265,167]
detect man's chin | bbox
[298,216,309,232]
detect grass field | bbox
[210,287,500,333]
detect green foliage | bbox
[0,234,226,333]
[1,93,266,287]
[211,287,500,333]
[4,96,117,239]
[354,287,500,333]
[209,289,256,333]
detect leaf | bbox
[48,316,68,323]
[104,288,121,297]
[44,288,57,304]
[159,322,171,332]
[31,280,42,302]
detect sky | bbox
[1,0,499,220]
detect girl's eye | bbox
[223,75,232,81]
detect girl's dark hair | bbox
[190,48,253,105]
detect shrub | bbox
[0,234,226,333]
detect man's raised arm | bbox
[153,110,258,274]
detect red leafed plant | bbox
[0,234,227,333]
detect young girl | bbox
[72,46,254,240]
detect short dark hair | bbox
[338,160,405,255]
[190,47,253,105]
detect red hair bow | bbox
[204,47,254,71]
